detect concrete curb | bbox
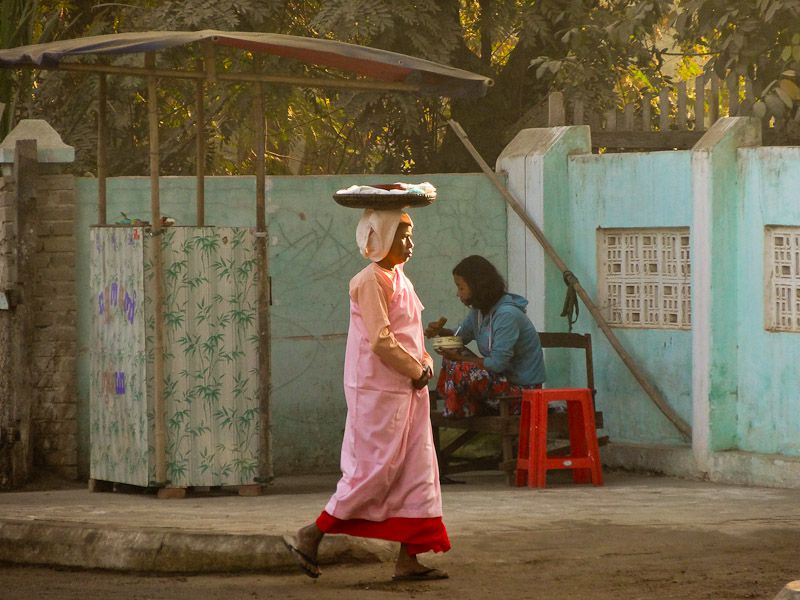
[0,519,395,573]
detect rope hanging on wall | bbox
[560,270,579,332]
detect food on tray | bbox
[335,182,436,196]
[431,335,463,350]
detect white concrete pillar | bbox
[495,126,590,329]
[691,117,761,473]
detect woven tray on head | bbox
[332,183,436,209]
[332,193,435,209]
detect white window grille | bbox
[598,228,691,329]
[765,226,800,332]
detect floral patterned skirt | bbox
[435,358,534,418]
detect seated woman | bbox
[425,255,545,417]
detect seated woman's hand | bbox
[436,346,468,360]
[435,347,457,360]
[424,316,452,338]
[437,346,482,367]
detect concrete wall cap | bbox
[0,119,75,164]
[692,116,762,153]
[497,125,590,162]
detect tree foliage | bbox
[0,0,94,137]
[671,0,800,124]
[2,1,799,177]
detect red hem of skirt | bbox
[315,511,451,555]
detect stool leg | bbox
[529,394,542,487]
[581,390,604,486]
[567,398,592,483]
[500,400,514,486]
[515,395,531,487]
[532,392,548,488]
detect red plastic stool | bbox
[515,388,603,488]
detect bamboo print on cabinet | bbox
[90,226,261,488]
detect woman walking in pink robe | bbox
[284,209,450,581]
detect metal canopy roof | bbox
[0,30,493,98]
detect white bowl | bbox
[432,335,463,350]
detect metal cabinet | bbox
[89,226,260,488]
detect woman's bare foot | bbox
[392,544,449,580]
[295,523,323,563]
[283,523,324,578]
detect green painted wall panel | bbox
[70,139,800,479]
[737,147,800,456]
[77,174,507,475]
[560,151,694,445]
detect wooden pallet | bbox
[88,479,264,498]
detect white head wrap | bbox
[356,209,413,262]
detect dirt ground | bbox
[1,509,795,600]
[2,467,798,599]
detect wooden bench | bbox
[430,331,604,484]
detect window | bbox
[765,226,800,332]
[598,228,691,329]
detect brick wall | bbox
[31,168,77,477]
[0,163,77,481]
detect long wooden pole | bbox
[97,74,107,225]
[195,58,205,227]
[12,139,38,486]
[255,84,273,484]
[448,119,692,439]
[147,52,169,484]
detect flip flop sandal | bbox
[282,535,321,579]
[392,567,449,581]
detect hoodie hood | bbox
[491,292,528,313]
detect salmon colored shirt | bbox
[324,262,441,522]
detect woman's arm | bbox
[353,270,427,380]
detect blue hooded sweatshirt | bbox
[456,293,545,386]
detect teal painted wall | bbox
[76,174,507,475]
[737,147,800,456]
[557,151,694,445]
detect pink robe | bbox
[324,262,441,522]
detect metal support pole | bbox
[195,59,205,226]
[255,84,273,484]
[97,74,107,225]
[146,52,168,485]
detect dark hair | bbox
[452,255,506,312]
